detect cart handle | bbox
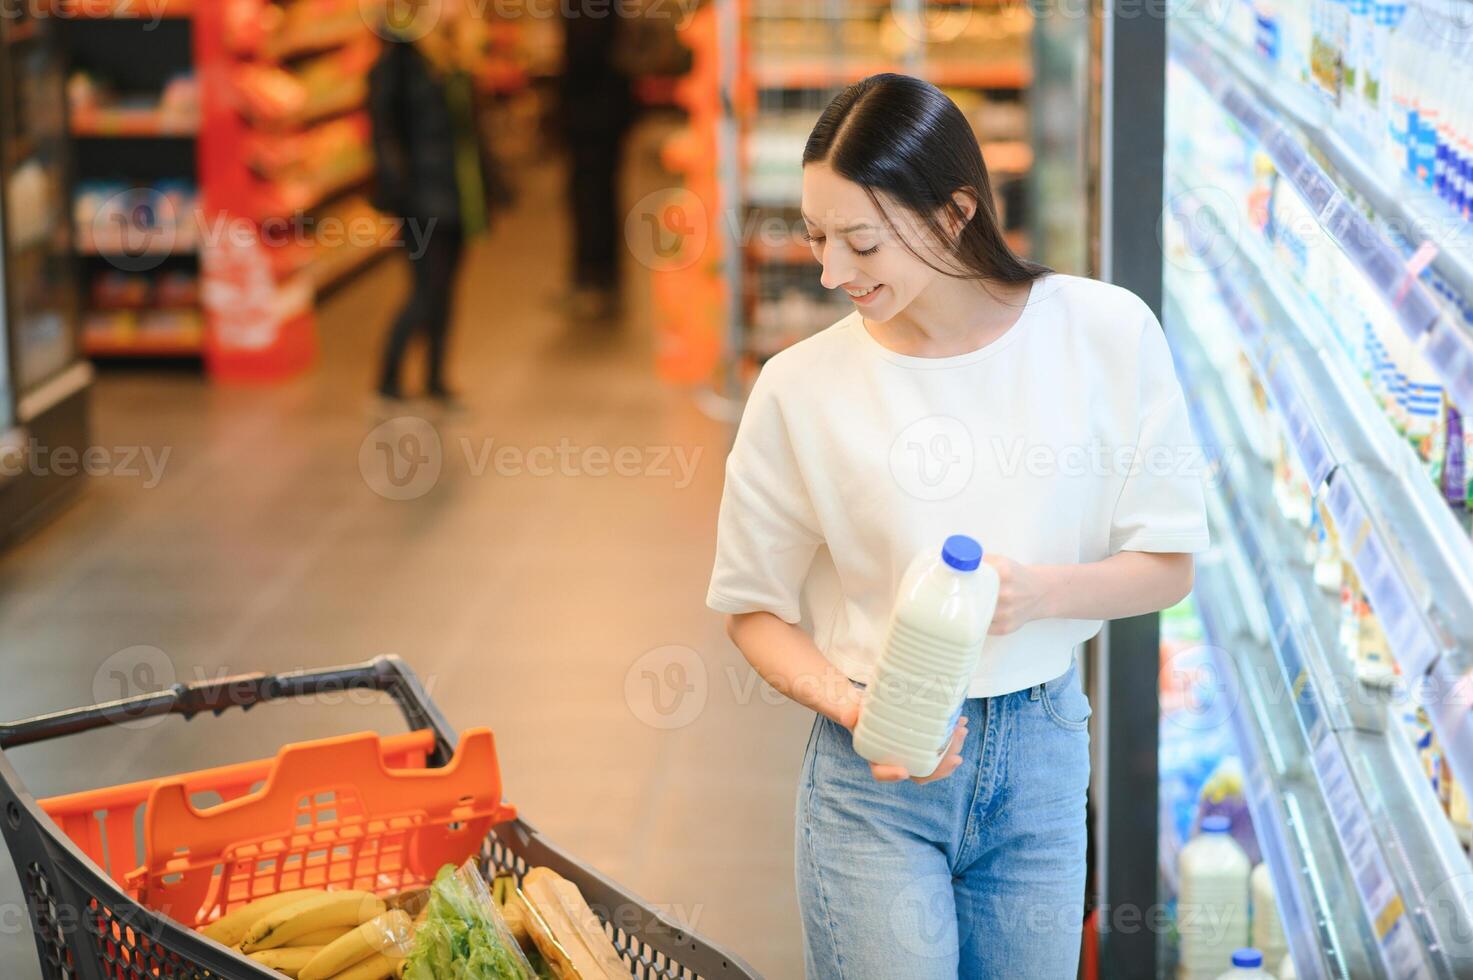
[0,655,455,753]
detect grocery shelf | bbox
[1169,23,1473,420]
[1168,291,1473,977]
[1168,186,1473,767]
[1193,549,1367,980]
[1173,19,1473,315]
[82,335,201,358]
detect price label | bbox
[1356,530,1438,678]
[1325,471,1366,542]
[1309,733,1425,976]
[1264,361,1334,489]
[1426,319,1473,417]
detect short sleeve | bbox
[1109,307,1212,554]
[706,368,824,624]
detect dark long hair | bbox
[802,73,1050,292]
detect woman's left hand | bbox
[982,554,1049,635]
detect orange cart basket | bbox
[0,655,761,980]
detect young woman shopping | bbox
[707,74,1209,979]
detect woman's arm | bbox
[985,551,1195,634]
[726,611,968,783]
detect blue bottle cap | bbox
[941,535,982,572]
[1231,948,1263,968]
[1201,814,1231,834]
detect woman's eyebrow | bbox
[799,213,874,234]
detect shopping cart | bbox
[0,655,763,980]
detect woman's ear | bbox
[945,189,978,240]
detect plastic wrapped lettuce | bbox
[404,860,537,980]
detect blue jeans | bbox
[796,658,1092,980]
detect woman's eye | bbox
[801,231,823,246]
[855,244,880,256]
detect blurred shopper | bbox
[558,8,634,321]
[368,0,498,404]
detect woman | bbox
[367,0,496,404]
[707,75,1208,979]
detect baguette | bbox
[516,868,627,980]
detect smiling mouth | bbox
[845,284,881,298]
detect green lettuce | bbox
[404,862,536,980]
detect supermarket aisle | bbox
[0,122,807,978]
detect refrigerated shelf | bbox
[1167,290,1473,977]
[1168,182,1473,808]
[1169,22,1473,418]
[1172,18,1473,317]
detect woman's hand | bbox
[835,695,969,784]
[983,554,1049,635]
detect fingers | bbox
[870,763,909,782]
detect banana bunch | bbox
[198,889,417,980]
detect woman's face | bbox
[800,162,955,322]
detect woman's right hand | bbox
[834,693,969,785]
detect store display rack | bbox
[1169,291,1473,977]
[1164,7,1473,974]
[0,0,92,543]
[720,0,1035,388]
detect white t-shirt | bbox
[706,273,1211,697]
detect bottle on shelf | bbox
[1214,947,1274,979]
[1178,815,1251,980]
[1250,864,1289,968]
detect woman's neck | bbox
[865,276,1036,358]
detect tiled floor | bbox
[0,123,809,978]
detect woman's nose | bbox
[818,242,854,290]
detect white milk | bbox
[1214,948,1274,979]
[1250,863,1289,969]
[1178,816,1251,979]
[851,535,998,778]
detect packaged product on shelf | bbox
[1249,863,1289,968]
[1313,500,1344,592]
[1178,815,1252,980]
[1214,947,1273,979]
[1355,588,1396,685]
[1198,757,1259,866]
[1440,400,1469,525]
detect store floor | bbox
[0,121,808,978]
